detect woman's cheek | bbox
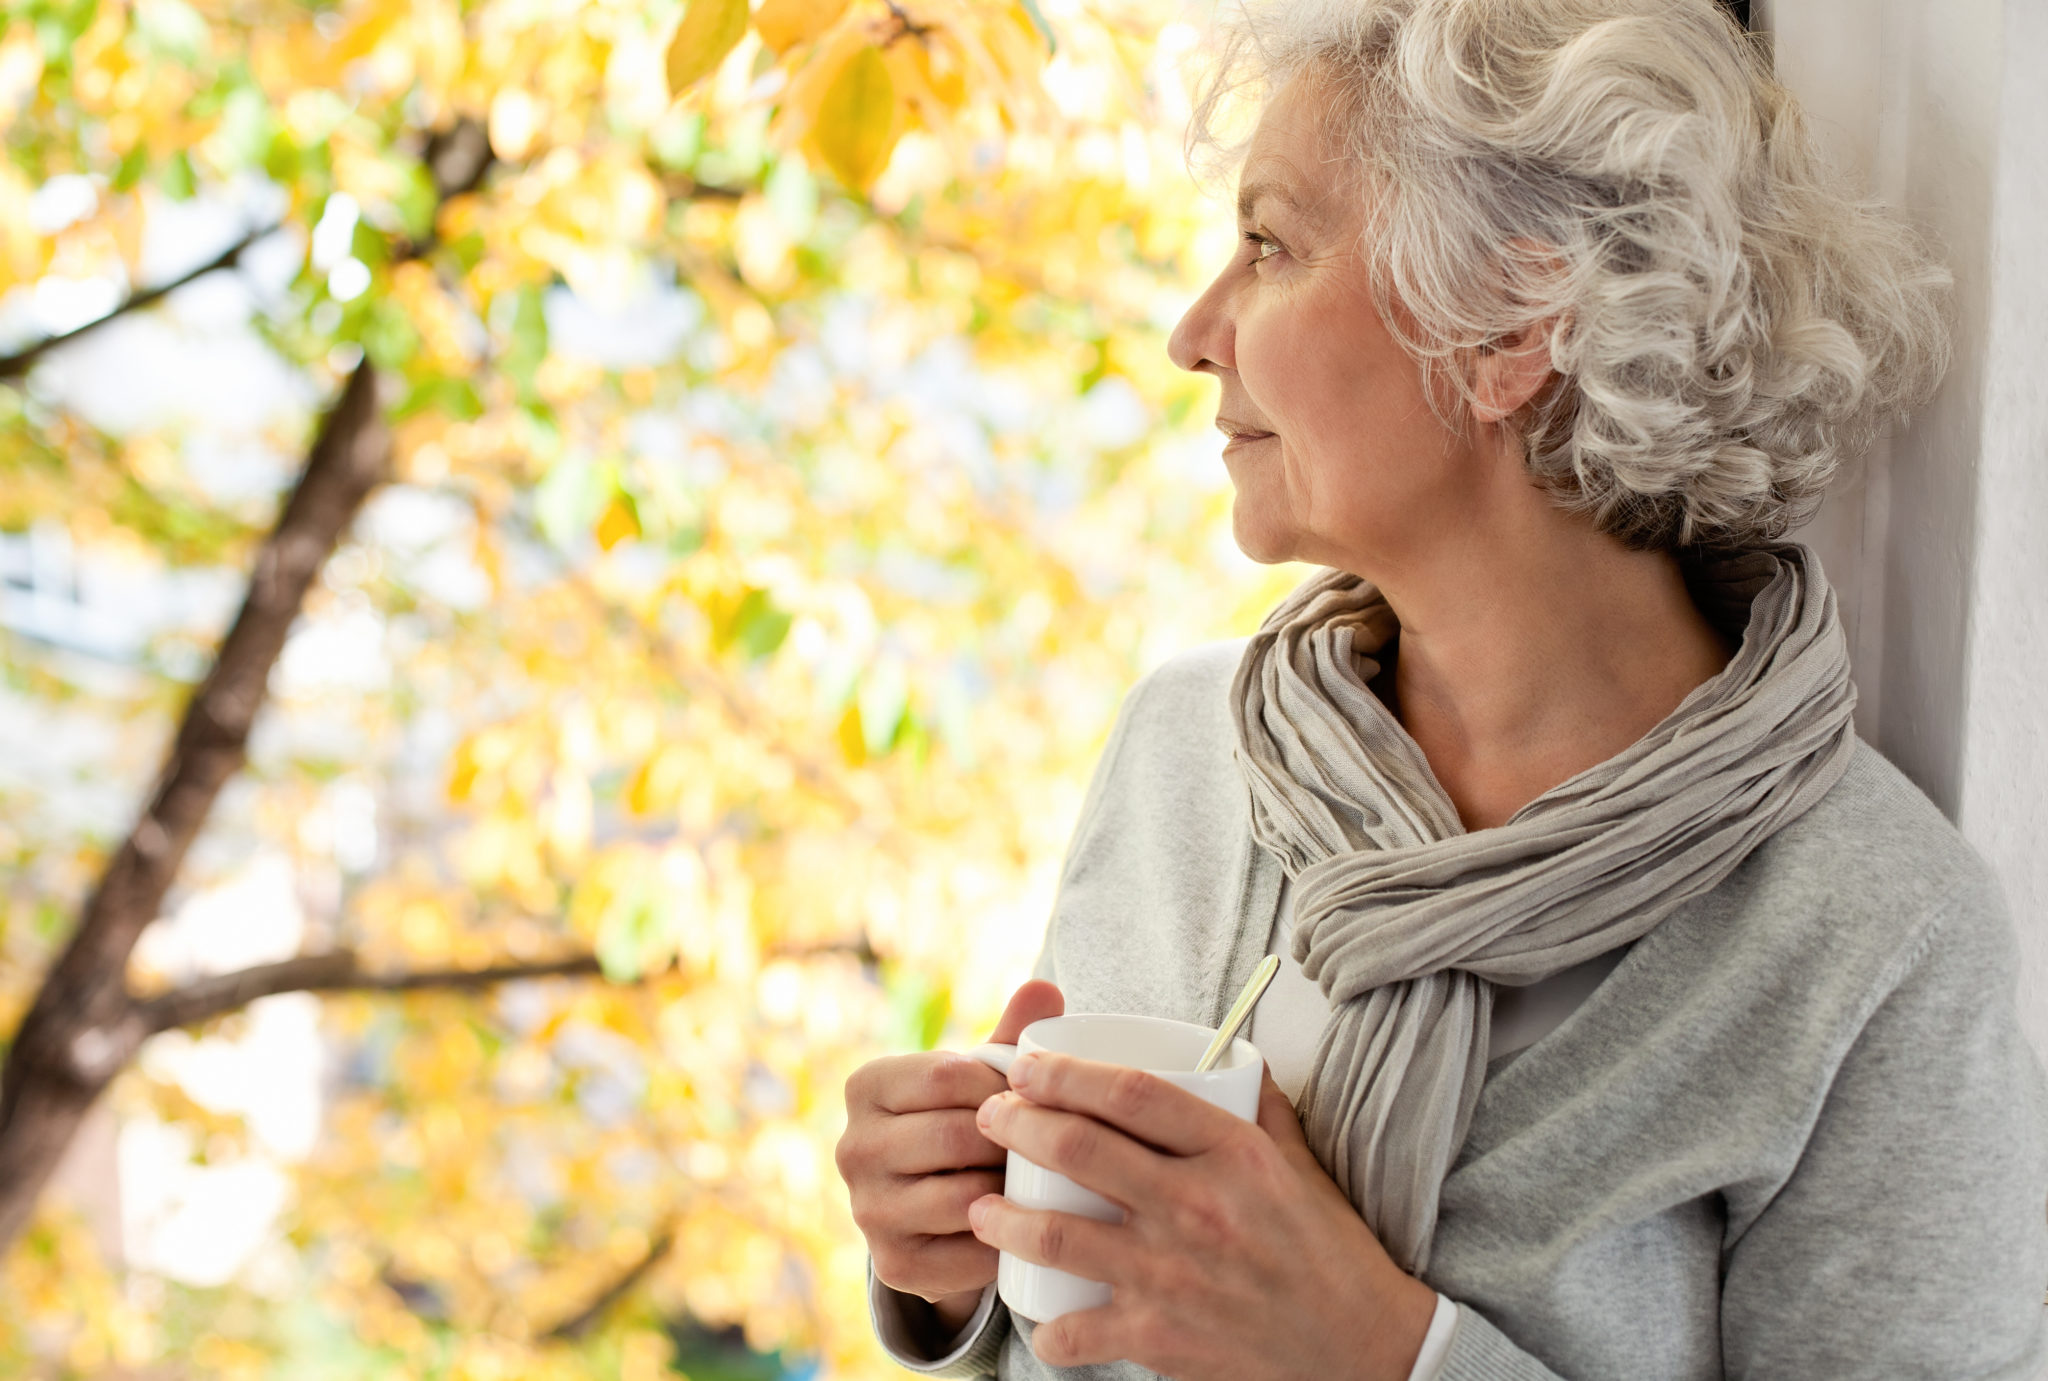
[1233,314,1290,420]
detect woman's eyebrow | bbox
[1236,179,1304,224]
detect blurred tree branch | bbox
[0,226,280,381]
[137,951,608,1034]
[0,120,495,1259]
[0,356,391,1254]
[138,929,878,1038]
[542,1223,678,1342]
[0,91,884,1259]
[0,121,493,385]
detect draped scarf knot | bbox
[1229,544,1856,1273]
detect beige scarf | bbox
[1230,544,1857,1273]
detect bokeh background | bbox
[0,0,1301,1374]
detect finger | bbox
[872,1230,998,1300]
[987,979,1064,1045]
[865,1052,1010,1115]
[885,1168,1007,1236]
[871,1108,1007,1175]
[1029,1301,1128,1370]
[977,1092,1156,1209]
[1255,1064,1310,1152]
[967,1193,1125,1289]
[1006,1051,1242,1158]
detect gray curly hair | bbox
[1186,0,1952,550]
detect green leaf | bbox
[884,967,952,1052]
[444,230,487,276]
[534,458,609,550]
[156,150,196,201]
[395,375,484,423]
[32,899,68,942]
[38,0,98,53]
[892,963,954,1049]
[133,0,209,62]
[648,110,706,172]
[392,161,439,243]
[765,155,818,241]
[521,403,563,463]
[857,656,908,758]
[1078,337,1110,393]
[209,84,275,173]
[1018,0,1058,54]
[359,297,420,370]
[111,142,150,192]
[500,286,549,396]
[595,886,653,982]
[721,588,792,660]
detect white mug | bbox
[967,1012,1264,1323]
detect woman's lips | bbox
[1223,430,1275,450]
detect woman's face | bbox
[1169,77,1476,575]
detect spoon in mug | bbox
[1193,953,1282,1073]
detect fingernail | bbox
[977,1093,1001,1127]
[969,1196,993,1230]
[1009,1053,1039,1090]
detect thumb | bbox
[1258,1065,1358,1215]
[986,979,1064,1046]
[1256,1063,1312,1155]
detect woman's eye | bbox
[1242,231,1284,265]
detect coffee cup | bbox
[966,1012,1264,1323]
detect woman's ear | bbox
[1469,320,1558,425]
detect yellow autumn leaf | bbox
[835,703,867,766]
[811,45,897,193]
[446,740,481,802]
[594,494,641,550]
[626,743,691,815]
[665,0,750,96]
[884,35,966,127]
[752,0,850,56]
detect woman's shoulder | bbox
[1657,737,2014,1027]
[1056,640,1253,893]
[1121,638,1250,723]
[1094,638,1251,787]
[1759,738,2006,938]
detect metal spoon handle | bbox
[1194,953,1281,1073]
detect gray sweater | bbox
[875,640,2048,1380]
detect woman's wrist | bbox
[1353,1267,1440,1380]
[906,1287,988,1354]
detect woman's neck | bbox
[1372,514,1735,833]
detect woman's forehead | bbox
[1238,78,1353,223]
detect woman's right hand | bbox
[837,979,1065,1337]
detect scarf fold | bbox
[1230,543,1856,1274]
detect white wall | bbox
[1763,0,2047,1072]
[1956,0,2048,1087]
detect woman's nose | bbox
[1168,268,1235,376]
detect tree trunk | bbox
[0,362,391,1254]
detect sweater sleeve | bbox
[1715,873,2048,1378]
[1434,1305,1567,1380]
[867,1261,1008,1378]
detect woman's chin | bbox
[1230,508,1298,566]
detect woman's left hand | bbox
[969,1051,1438,1380]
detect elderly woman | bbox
[834,0,2048,1376]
